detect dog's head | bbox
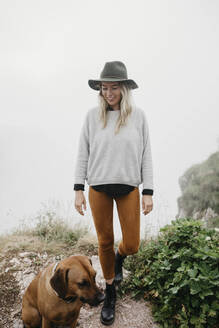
[50,255,104,306]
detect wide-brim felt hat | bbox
[88,61,138,90]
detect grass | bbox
[0,206,98,257]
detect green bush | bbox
[121,218,219,328]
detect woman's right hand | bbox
[74,190,87,216]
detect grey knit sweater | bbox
[74,106,153,191]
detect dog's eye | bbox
[78,280,90,288]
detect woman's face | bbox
[101,82,122,109]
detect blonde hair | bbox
[97,82,134,135]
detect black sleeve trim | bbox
[74,184,85,191]
[142,189,153,195]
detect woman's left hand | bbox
[142,195,153,215]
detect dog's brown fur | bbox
[22,255,103,328]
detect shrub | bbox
[121,218,219,328]
[34,209,87,246]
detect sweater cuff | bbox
[74,184,85,191]
[142,189,153,196]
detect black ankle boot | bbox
[100,280,116,326]
[114,249,127,285]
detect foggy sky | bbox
[0,0,219,236]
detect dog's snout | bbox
[96,291,105,303]
[90,290,105,306]
[79,296,86,303]
[80,290,105,307]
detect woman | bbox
[74,61,153,325]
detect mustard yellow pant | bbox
[88,186,140,280]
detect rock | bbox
[15,270,36,294]
[12,319,23,328]
[23,257,32,265]
[0,259,6,270]
[18,252,32,258]
[22,272,36,290]
[204,207,218,220]
[9,258,21,266]
[42,252,48,259]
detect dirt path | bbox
[0,250,159,328]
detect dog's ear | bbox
[89,258,92,266]
[50,268,69,299]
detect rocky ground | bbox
[0,243,159,328]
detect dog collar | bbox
[52,262,77,304]
[53,262,59,273]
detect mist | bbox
[1,0,219,238]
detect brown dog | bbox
[22,255,104,328]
